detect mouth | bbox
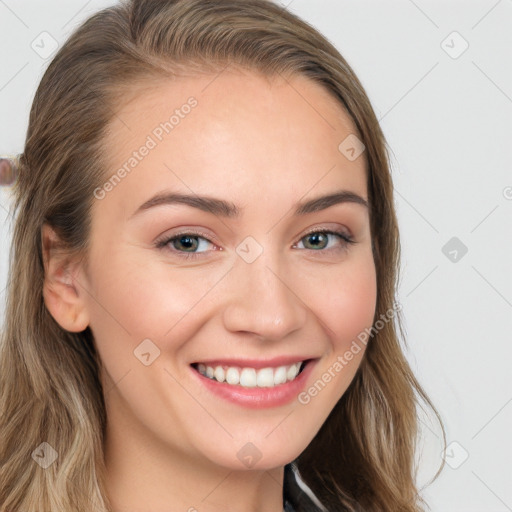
[190,359,312,389]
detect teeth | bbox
[287,364,299,381]
[256,368,274,387]
[195,362,304,388]
[214,366,225,383]
[240,368,257,387]
[226,367,240,385]
[274,366,287,385]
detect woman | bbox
[0,0,446,510]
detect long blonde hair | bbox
[0,1,446,510]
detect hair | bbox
[0,0,446,510]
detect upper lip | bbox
[192,356,317,369]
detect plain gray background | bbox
[1,1,511,510]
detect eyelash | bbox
[155,227,356,261]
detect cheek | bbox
[290,255,376,442]
[89,253,205,331]
[84,254,216,436]
[311,254,377,350]
[84,251,226,370]
[296,256,376,416]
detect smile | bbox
[192,361,307,388]
[189,356,318,409]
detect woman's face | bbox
[79,69,377,471]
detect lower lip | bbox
[190,360,317,409]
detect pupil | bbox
[308,233,326,249]
[177,236,197,251]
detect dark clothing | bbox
[283,462,327,512]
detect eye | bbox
[294,228,356,253]
[154,230,217,261]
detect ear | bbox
[41,223,90,332]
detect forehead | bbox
[99,69,367,220]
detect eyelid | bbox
[299,224,352,240]
[154,228,219,246]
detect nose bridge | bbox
[221,242,307,340]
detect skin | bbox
[42,68,377,512]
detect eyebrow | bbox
[129,189,368,219]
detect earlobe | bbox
[41,223,90,333]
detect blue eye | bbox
[155,228,356,261]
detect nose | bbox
[221,249,307,341]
